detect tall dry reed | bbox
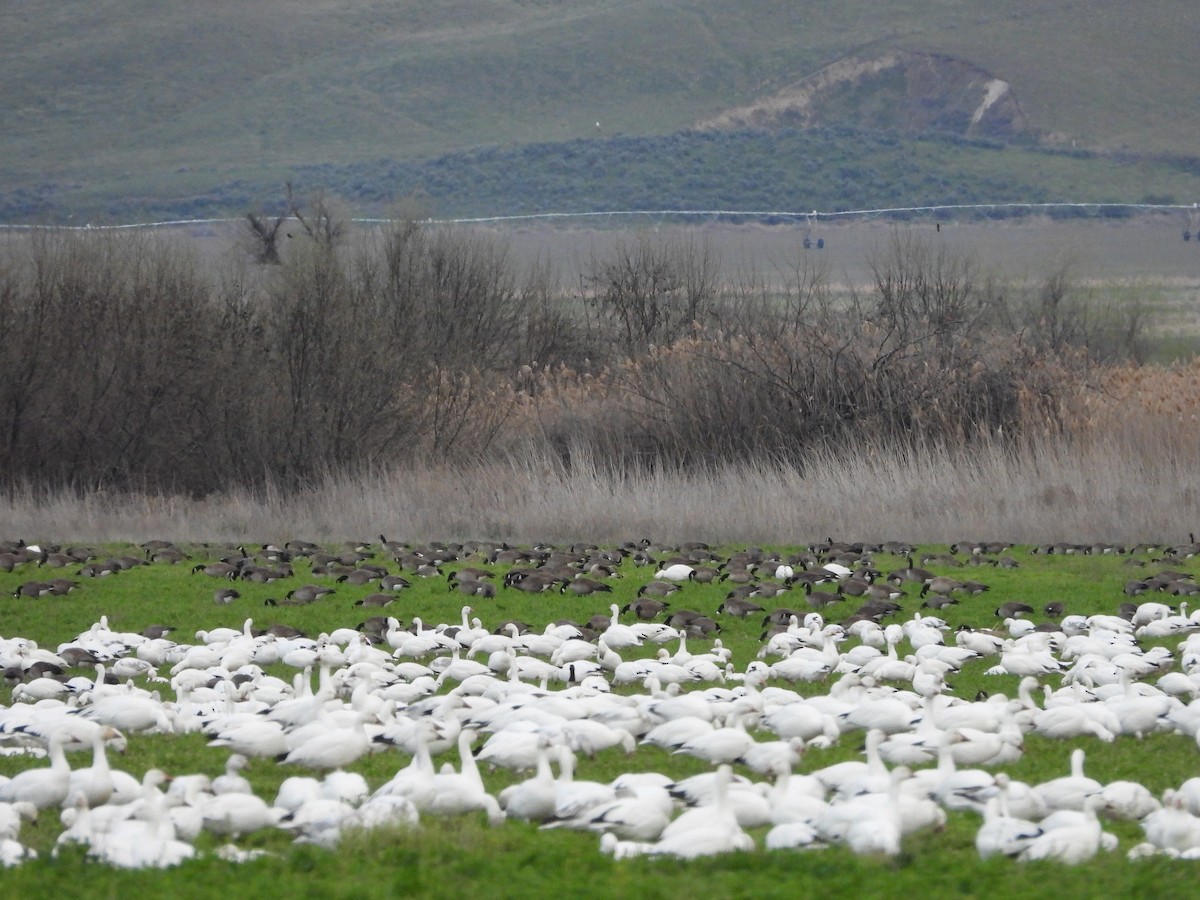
[3,419,1195,545]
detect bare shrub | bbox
[0,230,218,491]
[582,232,722,356]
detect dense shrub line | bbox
[8,125,1200,224]
[0,222,1142,495]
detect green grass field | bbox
[1,539,1198,893]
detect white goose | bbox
[0,731,72,809]
[418,729,504,825]
[500,740,559,822]
[975,794,1042,859]
[1018,796,1104,864]
[607,765,753,859]
[1034,747,1103,812]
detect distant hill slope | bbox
[3,1,1199,222]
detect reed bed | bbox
[3,416,1196,546]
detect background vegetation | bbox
[2,217,1197,546]
[3,2,1200,223]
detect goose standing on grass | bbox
[0,732,72,809]
[65,725,124,808]
[1034,747,1103,812]
[500,740,560,822]
[419,729,504,826]
[601,605,643,651]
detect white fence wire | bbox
[0,201,1197,231]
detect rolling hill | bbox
[3,0,1199,223]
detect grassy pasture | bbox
[1,539,1198,894]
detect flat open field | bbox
[483,212,1200,286]
[2,537,1200,894]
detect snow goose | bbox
[283,714,372,771]
[200,790,282,838]
[1100,780,1161,821]
[622,765,753,858]
[600,606,643,651]
[654,564,695,582]
[547,746,613,822]
[1034,747,1103,812]
[0,731,72,809]
[90,769,196,869]
[813,728,889,796]
[1018,796,1104,864]
[1141,789,1200,852]
[672,714,756,765]
[911,731,997,813]
[212,753,252,795]
[418,729,504,825]
[976,794,1042,859]
[552,775,674,842]
[275,776,323,813]
[499,740,559,822]
[65,725,124,808]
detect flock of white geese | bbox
[2,536,1200,869]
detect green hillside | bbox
[3,0,1199,222]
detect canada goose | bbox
[638,581,681,598]
[749,582,791,599]
[560,578,612,596]
[864,582,905,602]
[889,556,935,586]
[355,593,395,608]
[1043,602,1065,618]
[264,596,305,607]
[920,593,959,610]
[378,574,411,592]
[284,584,335,604]
[240,566,280,584]
[506,572,557,593]
[690,566,723,584]
[192,561,239,579]
[836,577,872,598]
[337,569,380,586]
[801,582,841,608]
[77,560,122,577]
[147,546,189,564]
[920,577,964,598]
[448,567,493,585]
[716,597,764,618]
[459,580,496,598]
[680,615,721,637]
[994,601,1035,619]
[719,568,755,585]
[623,598,670,620]
[921,554,963,568]
[12,581,53,598]
[761,608,805,627]
[59,646,103,667]
[213,588,240,605]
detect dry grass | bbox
[4,413,1197,546]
